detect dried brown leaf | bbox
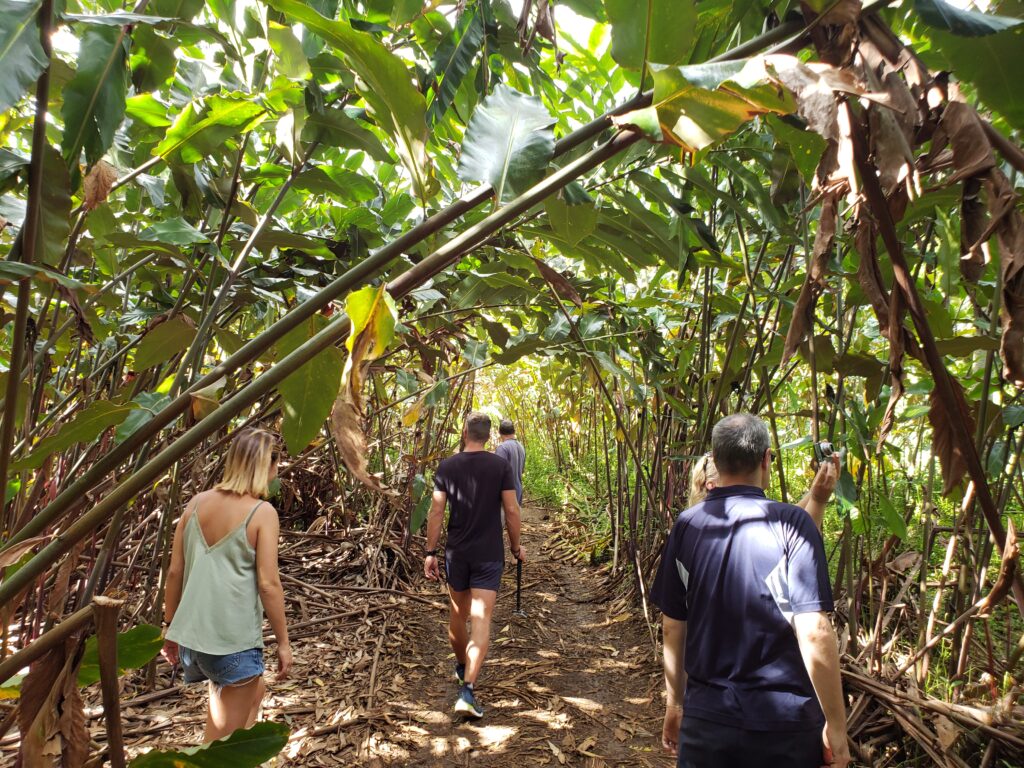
[979,520,1019,613]
[927,381,975,495]
[878,285,907,449]
[937,102,1024,385]
[19,647,65,767]
[533,257,582,307]
[58,670,88,768]
[0,536,48,569]
[329,396,392,494]
[938,102,996,184]
[958,177,988,282]
[803,0,860,66]
[988,173,1024,387]
[783,194,838,362]
[82,160,117,212]
[854,214,889,328]
[934,714,960,752]
[867,71,918,195]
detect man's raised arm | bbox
[793,612,850,768]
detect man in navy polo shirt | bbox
[651,414,850,768]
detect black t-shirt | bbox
[433,450,515,562]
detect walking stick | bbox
[514,558,527,618]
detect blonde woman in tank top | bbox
[160,428,292,741]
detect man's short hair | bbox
[465,411,492,442]
[498,419,515,436]
[711,414,771,475]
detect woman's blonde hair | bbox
[216,428,278,498]
[688,452,719,507]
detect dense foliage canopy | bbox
[1,0,1024,764]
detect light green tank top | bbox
[166,499,265,655]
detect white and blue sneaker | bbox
[454,684,484,719]
[455,662,466,687]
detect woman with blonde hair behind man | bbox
[161,428,292,741]
[689,450,840,529]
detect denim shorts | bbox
[445,554,503,592]
[180,646,264,687]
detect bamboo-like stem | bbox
[93,596,126,768]
[0,0,53,524]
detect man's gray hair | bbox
[498,419,515,436]
[711,413,771,475]
[465,411,492,443]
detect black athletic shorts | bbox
[677,716,822,768]
[445,553,503,592]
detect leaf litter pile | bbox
[0,507,669,766]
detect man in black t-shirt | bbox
[424,411,525,720]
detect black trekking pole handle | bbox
[515,558,523,614]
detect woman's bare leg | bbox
[246,676,266,728]
[205,676,265,741]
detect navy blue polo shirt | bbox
[650,485,833,731]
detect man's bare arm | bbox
[502,489,524,559]
[423,490,446,580]
[793,611,850,767]
[661,616,687,754]
[425,490,446,551]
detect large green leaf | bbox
[129,721,290,767]
[154,98,267,163]
[605,0,697,71]
[929,25,1024,131]
[457,85,555,204]
[0,261,86,291]
[139,217,209,246]
[301,108,391,162]
[24,144,71,266]
[545,196,598,246]
[61,24,130,167]
[277,320,345,455]
[267,0,437,200]
[915,0,1023,36]
[133,316,197,370]
[0,0,47,113]
[12,400,136,471]
[427,6,484,125]
[267,20,310,80]
[115,392,170,444]
[0,372,31,430]
[147,0,206,22]
[462,338,489,367]
[876,495,908,540]
[77,624,163,687]
[766,115,827,183]
[651,58,794,151]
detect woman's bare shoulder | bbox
[251,499,279,521]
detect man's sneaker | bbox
[454,685,484,719]
[455,662,466,687]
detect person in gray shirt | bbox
[494,419,525,505]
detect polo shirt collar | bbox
[706,485,766,500]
